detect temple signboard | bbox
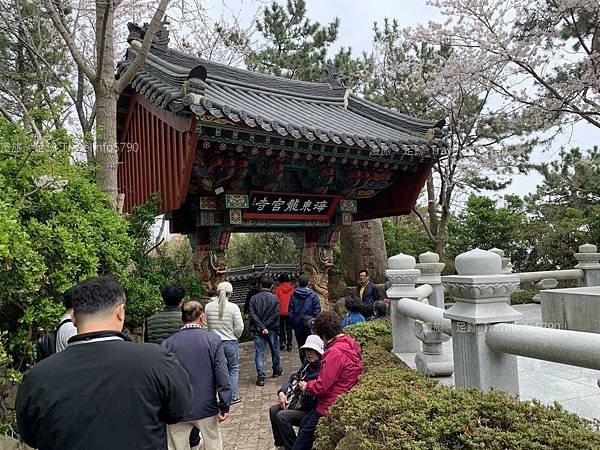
[243,191,340,220]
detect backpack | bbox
[36,318,72,362]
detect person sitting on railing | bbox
[269,335,324,450]
[296,311,363,450]
[340,298,366,328]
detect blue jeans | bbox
[253,331,281,380]
[222,340,239,400]
[291,409,323,450]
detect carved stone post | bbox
[488,248,513,274]
[574,243,600,287]
[300,245,333,311]
[415,251,445,308]
[414,251,452,376]
[442,249,521,395]
[300,227,339,310]
[385,253,421,354]
[190,227,231,289]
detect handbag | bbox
[286,384,305,410]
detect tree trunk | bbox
[340,219,387,285]
[94,90,119,204]
[94,0,118,204]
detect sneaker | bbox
[286,346,292,352]
[256,379,265,386]
[279,344,285,351]
[272,369,283,378]
[231,397,242,404]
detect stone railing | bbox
[386,244,600,395]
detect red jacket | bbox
[275,282,294,316]
[305,334,362,415]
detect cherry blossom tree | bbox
[366,19,539,259]
[416,0,599,131]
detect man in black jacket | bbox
[357,269,380,317]
[162,300,231,450]
[16,276,192,450]
[249,276,282,386]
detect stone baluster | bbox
[488,248,513,274]
[574,243,600,287]
[385,253,421,354]
[415,251,446,308]
[442,249,521,395]
[414,251,453,376]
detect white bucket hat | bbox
[300,335,324,356]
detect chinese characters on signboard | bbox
[244,192,339,220]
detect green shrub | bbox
[510,287,537,304]
[315,321,600,450]
[0,120,133,368]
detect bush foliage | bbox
[315,320,600,450]
[0,120,133,370]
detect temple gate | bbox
[116,23,447,307]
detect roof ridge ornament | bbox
[321,64,349,89]
[127,20,171,50]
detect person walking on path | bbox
[16,276,192,450]
[288,275,321,363]
[269,335,323,450]
[205,281,244,404]
[296,311,363,450]
[275,274,295,352]
[249,276,282,386]
[144,283,186,344]
[162,301,232,450]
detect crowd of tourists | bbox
[16,269,388,450]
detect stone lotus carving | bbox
[385,269,420,286]
[415,262,445,275]
[443,282,520,300]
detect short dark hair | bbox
[161,284,185,307]
[313,311,342,341]
[181,300,203,323]
[208,288,218,298]
[71,276,126,318]
[344,297,362,313]
[359,270,369,277]
[298,274,309,287]
[278,273,290,283]
[260,276,273,289]
[63,286,75,310]
[373,300,387,317]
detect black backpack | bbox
[36,318,72,362]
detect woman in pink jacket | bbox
[296,311,362,450]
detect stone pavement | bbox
[221,340,300,450]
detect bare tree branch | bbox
[0,103,16,124]
[412,206,438,243]
[41,0,96,82]
[114,0,171,93]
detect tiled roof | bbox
[117,25,446,156]
[224,264,301,282]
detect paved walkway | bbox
[221,341,300,450]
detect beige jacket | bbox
[205,302,244,341]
